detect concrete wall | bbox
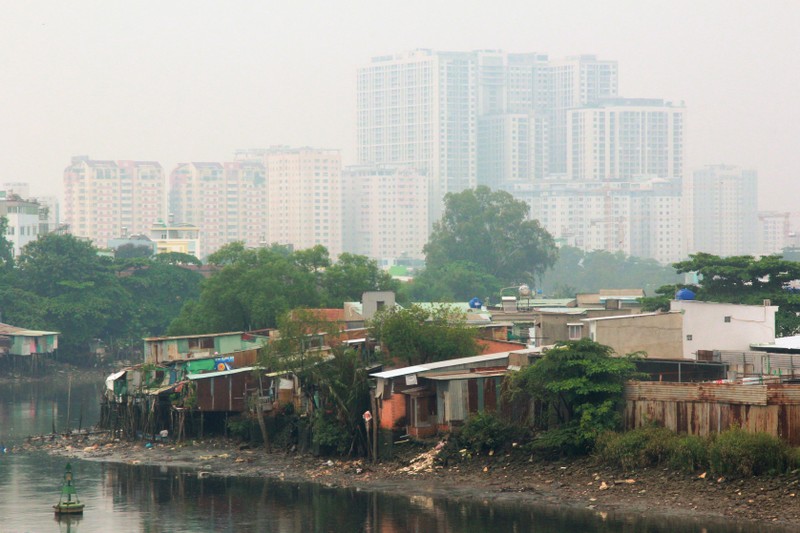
[589,312,683,359]
[671,300,777,358]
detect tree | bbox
[424,186,557,284]
[506,339,641,455]
[369,304,479,366]
[117,262,203,337]
[154,251,201,266]
[260,308,373,456]
[168,246,321,335]
[322,253,399,307]
[17,234,133,357]
[642,253,800,336]
[539,246,680,296]
[399,260,502,303]
[114,243,154,260]
[0,216,14,270]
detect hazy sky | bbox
[1,1,798,210]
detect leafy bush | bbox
[708,428,790,477]
[458,412,525,454]
[668,434,709,473]
[594,426,679,470]
[311,412,351,455]
[526,425,584,458]
[226,416,258,442]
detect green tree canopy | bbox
[16,234,132,356]
[645,253,800,336]
[424,186,557,284]
[506,339,641,455]
[399,260,502,303]
[368,304,479,366]
[154,251,202,266]
[322,253,399,307]
[169,246,395,335]
[114,243,154,260]
[539,246,680,297]
[0,216,15,271]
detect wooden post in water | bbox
[65,374,72,434]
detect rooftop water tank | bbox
[675,288,696,300]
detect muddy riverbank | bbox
[19,433,800,531]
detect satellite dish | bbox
[518,284,532,297]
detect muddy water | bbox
[0,377,790,533]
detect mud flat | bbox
[23,435,800,531]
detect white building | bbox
[509,177,684,263]
[0,192,41,256]
[567,98,685,181]
[477,112,550,188]
[357,50,611,222]
[670,299,777,359]
[758,211,790,255]
[548,55,619,175]
[342,165,428,261]
[692,165,758,256]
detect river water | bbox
[0,376,790,533]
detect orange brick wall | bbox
[379,393,407,430]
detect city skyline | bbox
[1,2,798,212]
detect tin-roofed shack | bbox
[143,331,269,364]
[0,322,59,373]
[371,348,539,438]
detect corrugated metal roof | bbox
[423,370,508,381]
[370,348,537,379]
[0,323,59,336]
[144,331,244,342]
[582,312,674,322]
[187,366,256,381]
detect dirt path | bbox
[22,435,800,531]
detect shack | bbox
[371,348,538,437]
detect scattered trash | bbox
[598,481,609,491]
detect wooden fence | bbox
[624,381,800,445]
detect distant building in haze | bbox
[63,156,164,247]
[758,211,791,256]
[236,147,342,257]
[342,165,428,261]
[168,160,266,257]
[509,177,684,264]
[692,165,758,256]
[566,98,685,181]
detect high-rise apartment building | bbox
[63,156,164,247]
[509,177,683,264]
[357,50,619,222]
[758,211,791,255]
[342,165,428,261]
[168,160,266,256]
[692,165,758,256]
[567,98,685,181]
[548,55,619,175]
[236,147,343,257]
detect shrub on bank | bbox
[708,428,790,477]
[458,412,526,454]
[594,425,679,470]
[595,425,796,477]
